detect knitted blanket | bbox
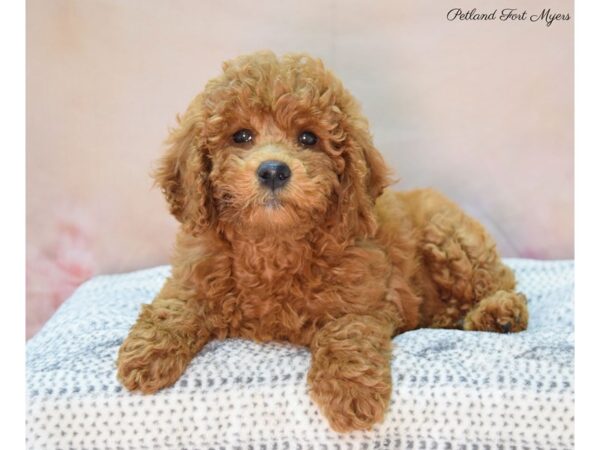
[26,259,574,449]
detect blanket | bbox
[26,259,574,449]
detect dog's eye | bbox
[232,129,254,144]
[298,131,318,147]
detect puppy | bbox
[117,51,528,432]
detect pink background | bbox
[26,0,573,338]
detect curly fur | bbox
[117,51,528,432]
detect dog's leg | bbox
[307,314,394,432]
[116,280,210,393]
[420,202,528,332]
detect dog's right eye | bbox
[232,129,254,144]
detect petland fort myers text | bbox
[447,8,570,27]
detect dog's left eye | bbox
[232,129,254,144]
[298,131,318,146]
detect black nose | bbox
[257,160,291,190]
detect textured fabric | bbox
[26,259,574,450]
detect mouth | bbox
[263,197,282,209]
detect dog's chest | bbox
[225,253,319,343]
[224,240,392,343]
[232,248,317,309]
[230,237,315,296]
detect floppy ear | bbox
[154,105,215,235]
[354,125,391,201]
[336,122,392,237]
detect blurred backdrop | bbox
[27,0,573,338]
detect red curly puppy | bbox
[117,51,528,432]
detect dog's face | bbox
[210,120,338,232]
[156,52,390,238]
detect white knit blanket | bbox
[26,259,574,449]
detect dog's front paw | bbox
[116,332,192,394]
[308,368,391,432]
[308,314,394,432]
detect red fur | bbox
[117,51,528,432]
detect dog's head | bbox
[156,51,391,239]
